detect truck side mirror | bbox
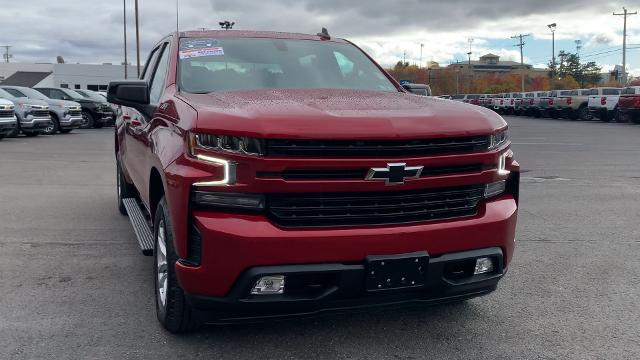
[107,80,150,108]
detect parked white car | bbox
[588,87,622,122]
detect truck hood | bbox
[184,89,507,139]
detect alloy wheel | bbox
[156,220,168,309]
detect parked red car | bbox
[108,30,519,333]
[618,86,640,123]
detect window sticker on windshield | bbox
[179,47,224,59]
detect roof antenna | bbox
[317,27,330,40]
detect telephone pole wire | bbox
[512,34,531,92]
[613,7,637,85]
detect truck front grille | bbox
[267,185,484,227]
[266,136,490,157]
[68,110,82,117]
[0,110,14,118]
[31,110,50,118]
[257,164,489,180]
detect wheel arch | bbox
[149,167,165,222]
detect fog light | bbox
[484,180,506,198]
[251,275,285,295]
[474,257,494,275]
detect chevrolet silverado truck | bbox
[588,87,622,122]
[0,99,17,140]
[618,86,640,124]
[108,30,519,333]
[35,87,114,129]
[555,89,592,120]
[0,87,52,137]
[1,86,82,134]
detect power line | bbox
[613,7,637,84]
[511,34,531,92]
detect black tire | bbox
[117,161,137,215]
[550,110,559,119]
[60,129,73,134]
[7,122,20,138]
[43,114,60,135]
[612,107,622,123]
[0,134,5,140]
[578,105,591,121]
[23,131,39,137]
[154,197,201,333]
[631,114,640,124]
[601,110,611,123]
[80,111,94,129]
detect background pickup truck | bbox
[554,89,592,120]
[618,86,640,124]
[530,91,551,118]
[547,90,571,119]
[588,87,622,122]
[0,99,17,140]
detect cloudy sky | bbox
[1,0,638,75]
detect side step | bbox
[122,198,154,256]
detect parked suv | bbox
[618,86,640,124]
[0,87,51,137]
[0,99,17,140]
[109,30,519,333]
[34,87,114,129]
[1,86,82,134]
[588,87,622,122]
[75,89,118,124]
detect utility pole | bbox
[613,7,637,85]
[134,0,141,78]
[123,0,128,79]
[2,45,12,63]
[512,34,531,92]
[403,50,406,65]
[420,43,424,68]
[575,40,582,57]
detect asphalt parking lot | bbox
[1,116,639,359]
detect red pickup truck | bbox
[618,86,640,123]
[108,30,519,333]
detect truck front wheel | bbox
[154,197,201,333]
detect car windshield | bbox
[76,90,105,102]
[0,88,17,100]
[61,89,86,100]
[2,88,28,98]
[622,87,637,95]
[178,37,398,93]
[10,87,50,100]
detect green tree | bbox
[550,51,602,88]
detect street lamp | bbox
[547,23,557,74]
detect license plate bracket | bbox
[365,252,429,292]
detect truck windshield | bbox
[9,87,50,100]
[178,38,398,93]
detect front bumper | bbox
[20,116,52,131]
[176,195,517,299]
[185,247,505,323]
[0,117,17,135]
[60,116,83,129]
[96,111,115,124]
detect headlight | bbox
[190,132,265,156]
[488,129,508,150]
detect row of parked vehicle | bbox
[0,86,116,140]
[447,86,640,123]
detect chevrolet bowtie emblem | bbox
[365,163,424,185]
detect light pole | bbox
[547,23,556,75]
[420,43,424,68]
[135,0,140,78]
[123,0,127,79]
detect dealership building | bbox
[0,63,138,91]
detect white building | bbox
[0,63,139,91]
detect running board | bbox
[122,198,154,256]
